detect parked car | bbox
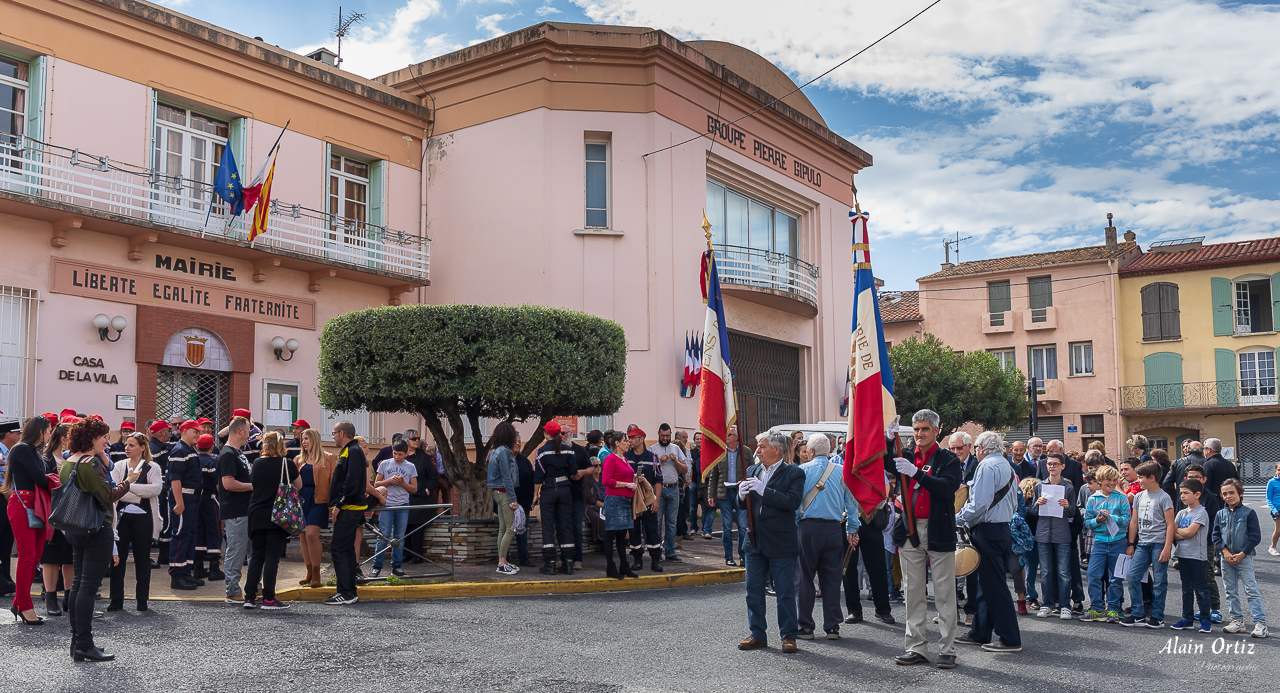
[764,421,914,454]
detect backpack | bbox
[1010,489,1034,554]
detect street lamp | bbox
[272,336,299,361]
[94,314,127,342]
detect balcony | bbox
[1120,380,1279,414]
[1037,378,1063,402]
[982,311,1013,334]
[1023,305,1057,330]
[0,137,429,287]
[714,244,819,317]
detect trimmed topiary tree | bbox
[888,333,1029,438]
[318,304,627,520]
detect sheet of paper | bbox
[1113,553,1132,580]
[265,409,291,427]
[1039,485,1065,518]
[281,394,292,411]
[1141,569,1150,584]
[1105,516,1120,538]
[269,392,280,409]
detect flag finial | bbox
[851,176,861,215]
[702,210,713,250]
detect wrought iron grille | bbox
[728,332,801,443]
[155,366,230,430]
[1120,380,1278,412]
[1238,432,1280,487]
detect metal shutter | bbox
[1003,415,1064,443]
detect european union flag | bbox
[213,142,244,215]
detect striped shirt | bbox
[1083,489,1131,543]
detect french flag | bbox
[698,249,736,479]
[842,209,896,516]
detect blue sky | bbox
[161,0,1280,290]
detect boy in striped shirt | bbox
[1080,465,1130,623]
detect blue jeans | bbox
[572,499,585,562]
[702,496,717,535]
[1223,555,1267,625]
[373,507,409,569]
[1023,546,1039,601]
[1038,541,1071,609]
[886,550,901,600]
[1125,542,1169,621]
[1178,558,1210,621]
[718,498,746,560]
[1087,540,1125,612]
[660,486,679,557]
[745,552,798,641]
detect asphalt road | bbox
[2,507,1277,692]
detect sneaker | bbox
[1118,615,1142,627]
[954,633,985,646]
[225,594,244,605]
[1037,606,1052,618]
[322,594,358,606]
[496,564,518,575]
[1027,599,1040,611]
[572,561,584,570]
[1269,546,1279,557]
[243,600,257,609]
[1211,610,1223,624]
[1060,608,1074,621]
[796,627,815,640]
[1105,610,1124,623]
[261,599,290,610]
[368,567,382,579]
[1200,620,1212,633]
[725,558,737,567]
[665,556,683,563]
[824,629,840,640]
[391,567,406,577]
[1169,618,1194,630]
[981,641,1022,653]
[1071,601,1084,615]
[1079,610,1106,622]
[1224,620,1244,634]
[1144,616,1164,629]
[1251,623,1269,638]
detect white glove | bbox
[737,477,760,499]
[894,457,918,477]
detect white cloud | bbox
[291,0,464,79]
[536,2,562,16]
[476,12,516,38]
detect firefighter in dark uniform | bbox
[107,420,135,469]
[286,420,308,460]
[625,426,664,572]
[148,420,174,568]
[197,418,219,454]
[192,434,224,582]
[222,408,264,465]
[167,421,204,590]
[533,421,578,575]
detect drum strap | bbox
[799,459,838,516]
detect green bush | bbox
[888,333,1029,437]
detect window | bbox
[1029,344,1057,382]
[1069,341,1093,376]
[705,180,797,257]
[1140,282,1181,341]
[0,56,27,155]
[1028,276,1053,323]
[1234,278,1275,335]
[329,154,369,227]
[1147,436,1168,453]
[583,415,612,434]
[989,348,1015,371]
[1238,350,1277,405]
[988,280,1011,326]
[1081,414,1104,435]
[585,141,609,228]
[321,407,379,444]
[445,416,489,445]
[0,286,37,419]
[152,103,229,213]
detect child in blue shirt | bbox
[1267,462,1280,557]
[1080,465,1130,623]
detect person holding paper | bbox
[1030,453,1076,619]
[1080,465,1130,623]
[1120,461,1174,628]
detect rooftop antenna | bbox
[332,6,365,68]
[944,231,972,264]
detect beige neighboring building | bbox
[880,289,923,348]
[909,223,1140,453]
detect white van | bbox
[764,421,914,451]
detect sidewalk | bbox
[100,533,744,602]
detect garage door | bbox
[1238,432,1280,487]
[1004,416,1064,443]
[728,332,800,446]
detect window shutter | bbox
[1215,348,1237,407]
[1271,273,1280,331]
[1143,352,1184,410]
[229,118,247,172]
[1211,277,1233,336]
[368,159,386,228]
[24,56,45,142]
[1140,284,1159,340]
[1160,283,1180,339]
[322,142,332,217]
[1029,277,1052,309]
[989,281,1011,313]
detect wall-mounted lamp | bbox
[271,336,299,361]
[93,314,127,342]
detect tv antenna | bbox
[332,6,365,67]
[943,231,972,265]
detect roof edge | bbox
[917,243,1139,282]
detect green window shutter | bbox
[229,118,247,171]
[25,56,46,142]
[1143,352,1184,410]
[1211,277,1233,336]
[368,159,386,228]
[323,142,332,216]
[1215,348,1237,407]
[1271,273,1280,331]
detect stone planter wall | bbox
[420,516,604,565]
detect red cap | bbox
[196,434,215,450]
[42,413,58,427]
[60,408,77,418]
[627,426,646,439]
[232,408,252,419]
[542,421,562,436]
[60,415,81,424]
[120,421,135,431]
[149,420,171,433]
[87,414,103,421]
[179,420,201,433]
[196,418,213,426]
[291,419,310,429]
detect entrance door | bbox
[727,332,801,446]
[155,366,231,430]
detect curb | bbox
[273,568,745,602]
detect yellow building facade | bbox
[1117,237,1280,487]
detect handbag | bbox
[512,505,527,535]
[12,489,43,529]
[270,458,305,537]
[48,455,105,536]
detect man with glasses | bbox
[892,410,963,669]
[950,431,979,626]
[1017,438,1044,480]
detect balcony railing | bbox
[1120,379,1279,412]
[714,244,819,307]
[0,136,429,281]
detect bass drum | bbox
[954,542,980,578]
[953,483,970,513]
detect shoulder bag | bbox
[271,458,305,537]
[48,455,105,536]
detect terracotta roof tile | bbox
[879,290,921,323]
[1120,237,1280,275]
[918,242,1139,281]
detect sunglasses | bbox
[409,437,420,441]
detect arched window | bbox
[1140,282,1180,341]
